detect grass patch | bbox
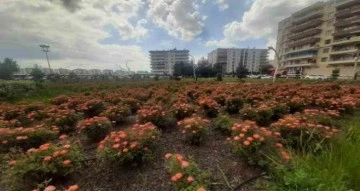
[269,112,360,191]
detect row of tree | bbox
[172,62,274,78]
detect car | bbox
[248,74,261,79]
[260,75,272,79]
[304,75,326,80]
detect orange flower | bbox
[63,144,71,149]
[63,159,72,166]
[174,172,183,180]
[53,151,61,158]
[60,149,68,155]
[113,143,120,149]
[43,156,52,162]
[187,176,194,183]
[44,185,56,191]
[196,187,206,191]
[246,137,254,142]
[243,140,250,146]
[275,143,283,148]
[59,134,68,140]
[67,184,79,191]
[253,134,260,139]
[181,160,190,168]
[123,148,129,153]
[2,140,8,144]
[8,160,16,166]
[165,153,172,159]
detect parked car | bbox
[260,75,272,79]
[304,75,326,80]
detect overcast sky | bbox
[0,0,320,71]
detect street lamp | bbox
[353,49,360,80]
[39,44,51,73]
[189,54,198,81]
[125,60,133,72]
[268,46,281,83]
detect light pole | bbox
[39,45,51,73]
[125,60,133,73]
[353,50,360,80]
[189,54,198,81]
[268,46,281,83]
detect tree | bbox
[0,58,19,80]
[331,68,340,80]
[173,62,193,77]
[197,64,216,77]
[259,64,274,75]
[30,66,45,82]
[236,65,249,79]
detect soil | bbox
[70,116,264,191]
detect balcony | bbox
[336,0,360,9]
[335,6,360,18]
[292,11,323,25]
[335,16,360,27]
[287,37,320,48]
[284,63,316,68]
[288,28,322,40]
[290,19,323,33]
[330,47,359,55]
[333,36,360,45]
[328,58,357,65]
[334,27,360,37]
[284,54,317,61]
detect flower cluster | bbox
[101,104,131,125]
[225,96,243,114]
[198,97,221,118]
[77,100,106,118]
[48,108,82,133]
[7,143,83,183]
[165,153,208,191]
[0,125,58,151]
[137,105,175,129]
[97,122,161,165]
[177,116,210,145]
[32,184,79,191]
[77,116,112,142]
[172,102,196,120]
[228,121,289,166]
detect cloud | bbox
[147,0,204,41]
[205,0,320,50]
[0,0,149,71]
[215,0,229,11]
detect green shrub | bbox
[48,109,82,134]
[225,97,243,114]
[101,104,131,125]
[177,116,210,145]
[213,115,234,135]
[0,81,38,102]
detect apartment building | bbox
[149,49,190,75]
[208,48,268,73]
[276,0,360,76]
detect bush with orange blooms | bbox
[4,142,83,186]
[165,153,208,191]
[171,102,196,120]
[77,100,106,118]
[0,125,58,152]
[77,116,112,142]
[270,114,339,153]
[177,116,210,145]
[97,122,161,165]
[137,105,176,129]
[101,104,131,125]
[228,121,289,167]
[48,108,82,134]
[198,97,221,118]
[225,96,243,114]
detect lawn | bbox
[0,80,359,191]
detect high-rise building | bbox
[276,0,360,77]
[207,48,268,73]
[149,49,190,75]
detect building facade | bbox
[149,49,190,75]
[276,0,360,77]
[208,48,268,73]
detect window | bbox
[321,57,328,62]
[326,30,333,36]
[325,39,332,44]
[323,48,330,53]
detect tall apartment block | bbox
[276,0,360,76]
[149,49,189,75]
[207,48,268,73]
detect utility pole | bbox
[268,46,281,83]
[39,45,51,73]
[125,60,133,72]
[189,54,198,81]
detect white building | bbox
[208,48,269,73]
[149,48,190,75]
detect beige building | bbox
[149,49,189,75]
[276,0,360,77]
[208,48,268,73]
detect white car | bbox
[304,75,326,80]
[260,75,272,79]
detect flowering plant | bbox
[137,105,175,129]
[225,96,243,114]
[6,142,83,184]
[77,116,112,142]
[213,115,234,135]
[77,100,106,118]
[165,153,208,191]
[171,102,196,120]
[0,125,58,152]
[228,121,289,167]
[177,116,210,145]
[48,108,82,133]
[97,122,160,165]
[198,97,220,118]
[101,104,131,125]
